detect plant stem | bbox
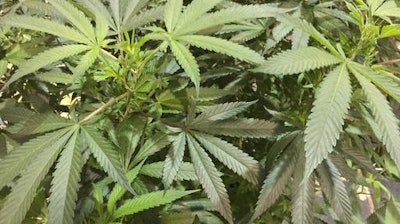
[78,90,131,125]
[378,58,400,65]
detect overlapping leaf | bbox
[352,68,400,172]
[81,125,134,194]
[48,131,82,224]
[186,134,233,224]
[163,132,186,188]
[304,64,352,178]
[0,127,76,224]
[253,47,341,75]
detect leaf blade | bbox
[304,64,352,178]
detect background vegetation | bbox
[1,0,400,223]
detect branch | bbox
[378,58,400,65]
[78,90,131,125]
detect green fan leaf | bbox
[193,132,259,184]
[163,131,186,188]
[81,125,134,194]
[317,159,352,223]
[186,134,233,224]
[48,0,96,42]
[0,15,90,44]
[373,0,400,19]
[107,160,144,214]
[131,133,170,166]
[112,189,198,218]
[48,130,82,224]
[0,127,73,189]
[0,127,75,224]
[7,113,73,135]
[178,35,265,64]
[192,101,256,123]
[164,0,183,32]
[276,15,339,56]
[169,39,200,92]
[349,62,400,104]
[141,162,198,181]
[351,68,400,173]
[174,0,223,33]
[304,64,352,178]
[75,0,115,32]
[193,118,276,138]
[122,0,149,25]
[2,44,91,90]
[176,4,292,35]
[291,148,314,224]
[251,133,302,222]
[253,47,341,75]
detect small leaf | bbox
[304,64,352,178]
[81,125,134,194]
[186,134,233,224]
[112,190,198,218]
[169,39,200,93]
[163,132,186,188]
[35,72,73,83]
[178,35,265,64]
[253,47,341,75]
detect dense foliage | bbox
[1,0,400,223]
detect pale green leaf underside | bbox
[73,47,100,83]
[131,133,170,166]
[163,132,186,188]
[0,15,90,44]
[0,128,72,190]
[48,131,82,224]
[304,64,352,178]
[113,190,197,218]
[81,126,134,194]
[193,118,276,138]
[125,6,165,31]
[253,47,341,75]
[0,127,75,224]
[187,134,233,224]
[169,39,200,91]
[3,44,91,90]
[193,132,259,184]
[178,35,265,64]
[352,69,400,173]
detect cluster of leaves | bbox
[1,0,400,224]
